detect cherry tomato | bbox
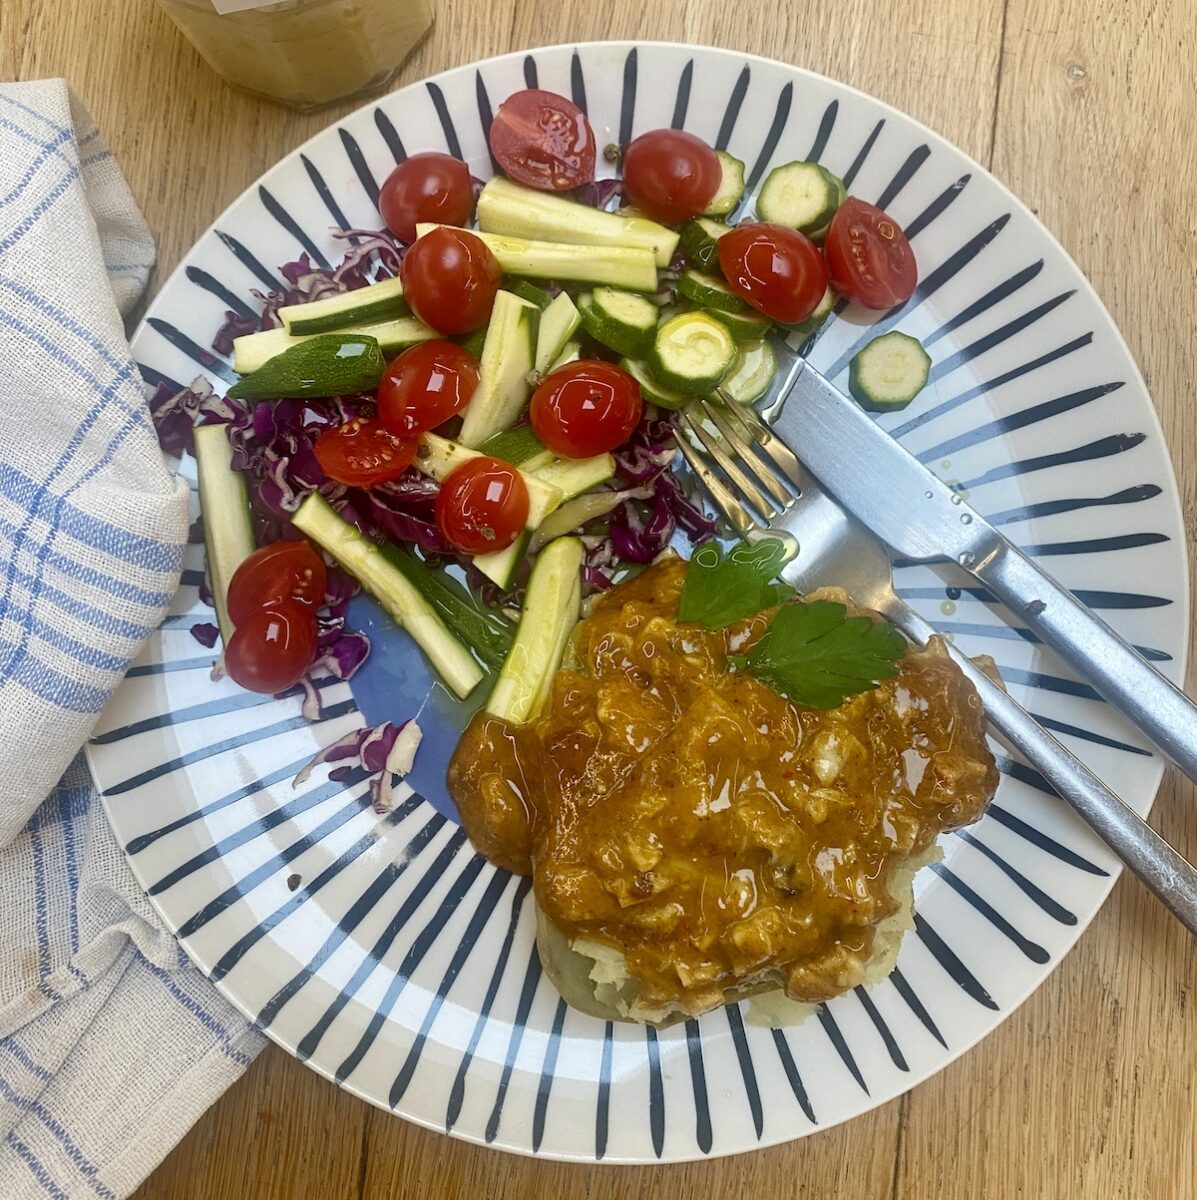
[379,150,472,243]
[227,540,327,628]
[621,129,721,225]
[314,417,417,489]
[717,222,829,325]
[435,456,530,554]
[824,197,917,309]
[377,152,474,244]
[489,88,596,191]
[224,601,318,694]
[401,227,501,335]
[529,360,643,458]
[377,340,480,438]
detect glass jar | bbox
[156,0,434,112]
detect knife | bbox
[768,357,1197,782]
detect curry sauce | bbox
[448,555,998,1015]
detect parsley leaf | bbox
[678,538,796,629]
[731,600,907,708]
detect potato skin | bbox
[535,907,786,1028]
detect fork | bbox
[674,395,1197,933]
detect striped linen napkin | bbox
[0,80,264,1198]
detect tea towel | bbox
[0,79,265,1199]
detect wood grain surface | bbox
[4,0,1195,1195]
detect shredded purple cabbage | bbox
[310,566,371,684]
[150,374,446,566]
[327,227,406,284]
[211,312,259,357]
[573,178,625,210]
[190,622,220,648]
[581,412,717,587]
[292,719,422,812]
[152,380,416,672]
[149,215,720,731]
[148,377,242,458]
[212,228,406,354]
[326,473,448,554]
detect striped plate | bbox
[87,42,1189,1163]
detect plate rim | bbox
[97,38,1192,1163]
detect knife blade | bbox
[765,356,1197,782]
[767,357,994,566]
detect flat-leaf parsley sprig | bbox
[677,538,795,628]
[729,599,907,709]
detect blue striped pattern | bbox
[0,91,193,1027]
[84,43,1187,1163]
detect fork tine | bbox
[679,408,781,521]
[673,432,757,538]
[697,398,794,507]
[716,390,806,490]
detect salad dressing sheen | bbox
[448,555,998,1014]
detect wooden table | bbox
[6,0,1195,1195]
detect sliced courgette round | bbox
[702,150,746,217]
[756,161,846,236]
[718,339,777,404]
[619,357,692,411]
[787,283,837,337]
[578,287,660,357]
[707,305,773,341]
[506,277,554,310]
[649,311,738,394]
[680,217,730,270]
[848,331,931,412]
[677,269,751,314]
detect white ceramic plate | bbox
[87,42,1189,1163]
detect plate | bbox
[87,42,1189,1163]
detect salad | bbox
[150,86,926,801]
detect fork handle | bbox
[970,537,1197,783]
[883,596,1197,935]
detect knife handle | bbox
[968,537,1197,783]
[886,598,1197,935]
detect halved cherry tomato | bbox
[621,129,721,225]
[401,227,501,335]
[378,152,474,244]
[824,197,917,309]
[377,340,479,438]
[529,360,643,458]
[224,601,318,694]
[435,456,530,554]
[314,417,417,489]
[227,540,327,628]
[717,222,829,325]
[489,88,596,191]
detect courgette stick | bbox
[477,176,679,267]
[486,537,584,724]
[414,224,659,292]
[292,493,484,698]
[193,423,255,644]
